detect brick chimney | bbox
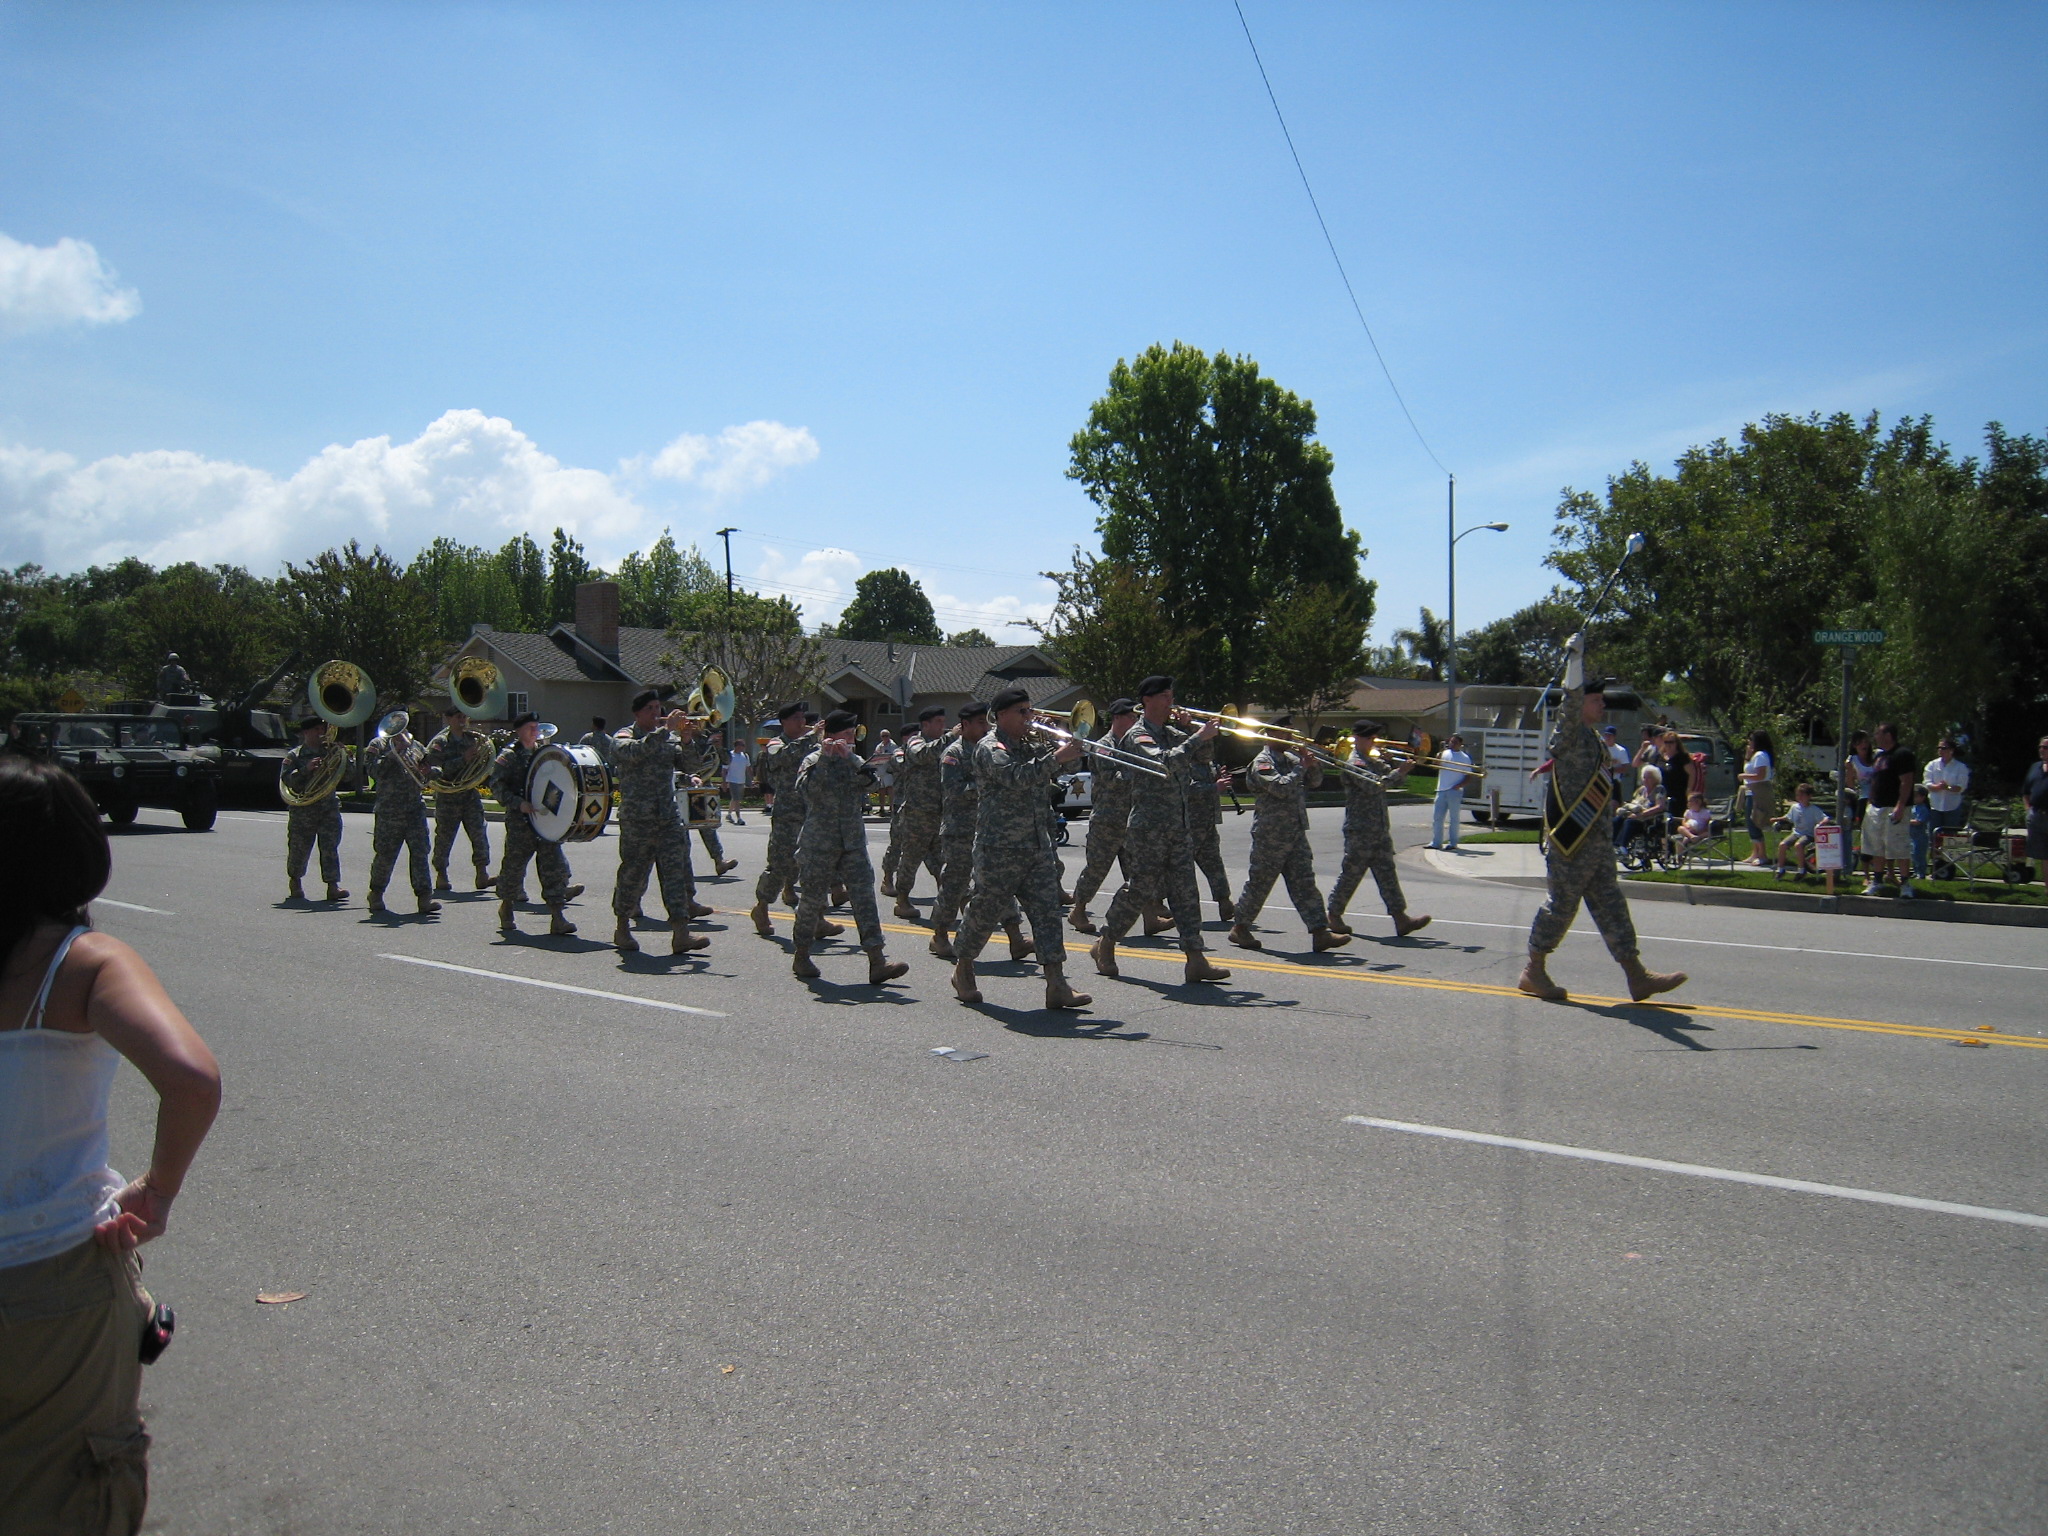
[574,580,620,657]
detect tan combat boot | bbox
[326,883,349,902]
[1143,910,1177,937]
[1517,950,1567,1001]
[416,896,441,916]
[1227,923,1262,950]
[817,917,845,938]
[893,897,920,921]
[1044,966,1091,1011]
[791,944,820,979]
[1622,957,1688,1001]
[288,878,306,902]
[951,958,981,1003]
[1091,934,1119,977]
[750,902,774,936]
[474,865,492,891]
[548,908,577,937]
[365,891,389,916]
[614,923,639,953]
[1067,906,1098,935]
[1394,912,1432,938]
[1184,953,1231,984]
[715,858,738,876]
[868,948,909,985]
[672,927,710,955]
[498,900,517,932]
[1310,927,1350,951]
[1004,919,1033,961]
[929,925,956,960]
[432,867,452,894]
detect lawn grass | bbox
[1461,828,1542,844]
[1625,864,2046,906]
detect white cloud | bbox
[747,547,1052,637]
[0,410,796,573]
[636,420,819,500]
[0,233,141,334]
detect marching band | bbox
[275,646,1692,1008]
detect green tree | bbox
[947,627,996,648]
[1249,582,1367,723]
[671,586,804,636]
[547,528,595,626]
[615,530,719,630]
[1392,608,1450,681]
[662,608,827,739]
[492,534,548,630]
[1028,549,1197,705]
[280,542,439,713]
[1068,341,1374,705]
[1455,598,1577,688]
[117,563,283,698]
[837,568,942,645]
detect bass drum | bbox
[684,787,723,830]
[527,744,614,843]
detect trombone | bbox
[1360,737,1488,780]
[1175,706,1404,787]
[1029,705,1169,779]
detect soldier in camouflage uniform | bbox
[1184,738,1237,919]
[610,690,714,956]
[880,706,949,916]
[928,702,1030,963]
[492,713,578,936]
[1228,735,1347,951]
[1091,676,1231,986]
[680,725,739,875]
[1521,638,1687,1002]
[425,706,493,891]
[948,687,1090,1008]
[362,717,440,917]
[789,710,908,985]
[1325,719,1432,939]
[281,717,348,903]
[1066,699,1138,934]
[751,704,839,938]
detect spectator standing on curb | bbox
[0,756,222,1533]
[1741,729,1777,865]
[2023,736,2048,886]
[1655,730,1693,829]
[1428,734,1474,850]
[1841,729,1875,868]
[723,741,751,824]
[1922,738,1970,833]
[1860,722,1918,897]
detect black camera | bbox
[139,1302,176,1365]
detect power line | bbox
[1231,0,1451,479]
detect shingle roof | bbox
[814,640,1059,695]
[465,629,626,684]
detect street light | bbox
[1445,477,1509,735]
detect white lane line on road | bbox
[1345,1117,2048,1230]
[379,955,726,1017]
[96,899,174,915]
[1431,918,2048,974]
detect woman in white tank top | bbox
[0,756,220,1534]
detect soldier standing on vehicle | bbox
[1230,731,1349,952]
[425,706,492,892]
[789,710,908,986]
[883,706,949,918]
[611,690,713,957]
[280,718,347,904]
[155,653,192,699]
[362,720,440,919]
[492,714,579,937]
[947,688,1087,1007]
[1326,719,1431,939]
[1519,637,1687,1003]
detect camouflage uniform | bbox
[1067,725,1135,912]
[424,726,492,881]
[1099,716,1210,954]
[792,749,883,948]
[1184,744,1233,906]
[1528,679,1640,964]
[883,730,947,898]
[1327,751,1412,927]
[1234,745,1329,930]
[754,734,814,905]
[281,741,344,886]
[953,726,1066,963]
[492,741,573,906]
[930,733,990,932]
[612,723,699,924]
[363,735,433,901]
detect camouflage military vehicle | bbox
[10,712,221,829]
[104,652,300,804]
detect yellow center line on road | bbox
[722,906,2047,1050]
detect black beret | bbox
[1272,714,1293,729]
[1586,677,1608,695]
[918,704,948,723]
[990,685,1031,714]
[299,716,324,732]
[1351,718,1380,737]
[958,700,988,720]
[630,689,662,712]
[443,705,466,718]
[1107,697,1136,718]
[777,701,806,721]
[803,710,820,725]
[1137,674,1174,698]
[822,708,859,734]
[511,711,539,728]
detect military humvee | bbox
[9,713,221,830]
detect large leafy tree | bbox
[280,541,439,711]
[1392,608,1451,682]
[1028,549,1197,704]
[117,563,284,698]
[547,529,595,626]
[1455,598,1578,688]
[616,530,719,630]
[1068,341,1374,705]
[1249,582,1368,723]
[837,568,942,645]
[662,608,827,738]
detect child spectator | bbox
[1773,782,1826,880]
[1676,791,1713,854]
[1908,784,1932,880]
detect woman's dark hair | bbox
[1748,729,1775,757]
[0,757,110,965]
[1849,729,1870,750]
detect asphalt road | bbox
[94,796,2045,1535]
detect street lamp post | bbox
[1445,475,1509,736]
[713,527,737,749]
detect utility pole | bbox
[714,527,737,619]
[1445,473,1509,737]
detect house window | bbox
[506,691,529,720]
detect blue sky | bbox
[2,2,2042,644]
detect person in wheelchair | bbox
[1772,782,1828,880]
[1615,764,1667,865]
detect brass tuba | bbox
[447,655,508,719]
[308,660,377,729]
[279,721,350,806]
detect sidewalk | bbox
[1415,841,2048,928]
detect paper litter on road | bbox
[931,1047,988,1063]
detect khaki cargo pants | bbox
[0,1238,153,1534]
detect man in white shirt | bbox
[1429,734,1475,850]
[723,743,752,824]
[1923,737,1970,832]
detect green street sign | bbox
[1815,629,1884,646]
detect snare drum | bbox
[527,744,614,842]
[685,787,723,830]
